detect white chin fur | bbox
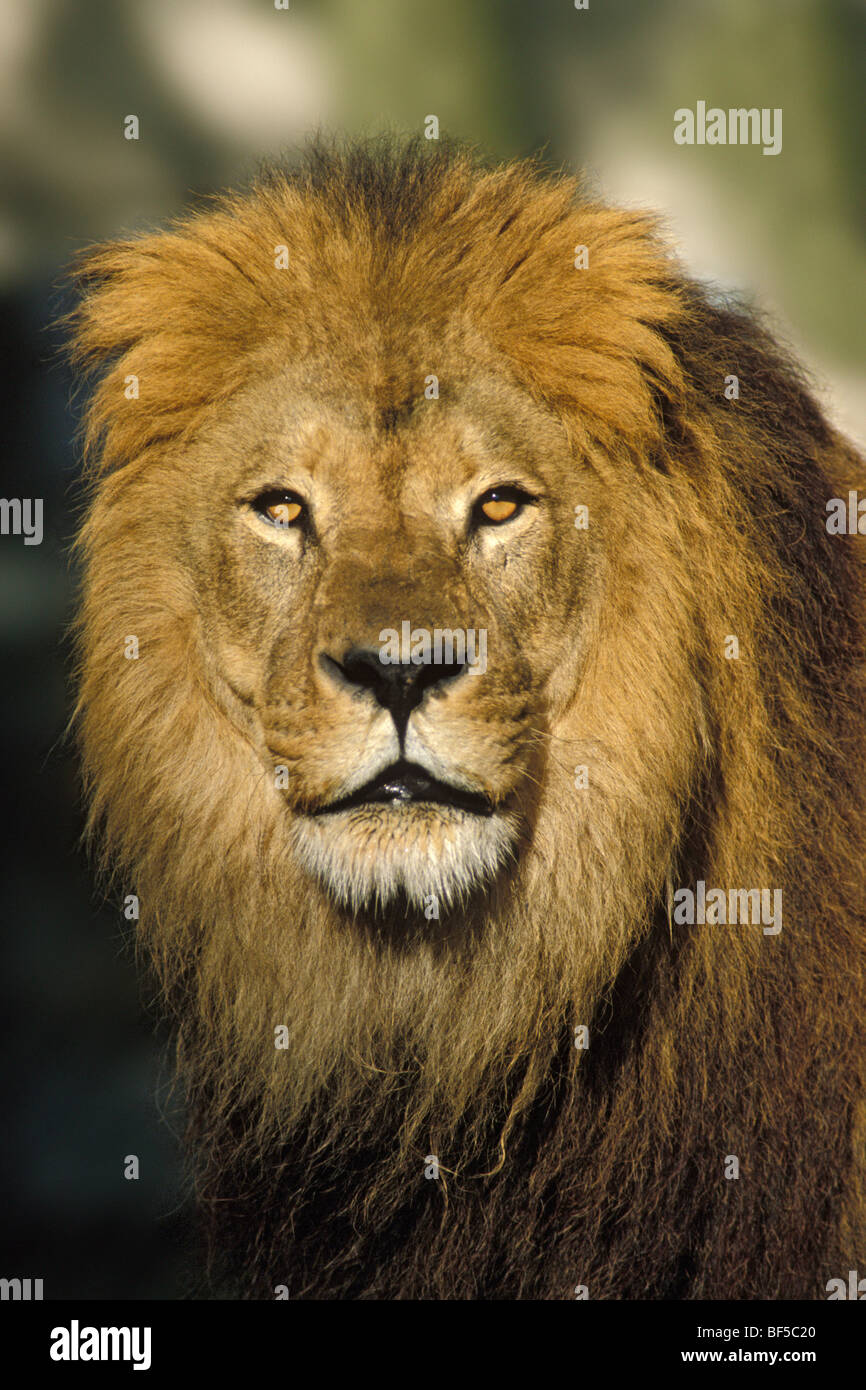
[291,803,517,912]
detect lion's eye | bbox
[481,497,518,523]
[473,486,534,527]
[251,490,305,528]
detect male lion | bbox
[69,137,866,1299]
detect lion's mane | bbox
[68,138,866,1299]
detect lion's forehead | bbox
[200,366,568,508]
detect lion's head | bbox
[69,139,866,1298]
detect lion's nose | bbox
[324,646,465,737]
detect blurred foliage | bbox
[1,0,861,378]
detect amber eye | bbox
[251,490,305,528]
[266,500,301,526]
[481,497,517,522]
[473,486,534,527]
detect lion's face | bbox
[72,144,719,1164]
[70,143,866,1296]
[185,347,598,912]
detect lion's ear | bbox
[65,220,278,475]
[487,200,688,459]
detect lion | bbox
[67,136,866,1299]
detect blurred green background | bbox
[1,0,863,1298]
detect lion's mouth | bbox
[314,759,493,817]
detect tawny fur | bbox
[67,137,866,1299]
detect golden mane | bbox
[68,137,866,1298]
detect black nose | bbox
[332,646,465,738]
